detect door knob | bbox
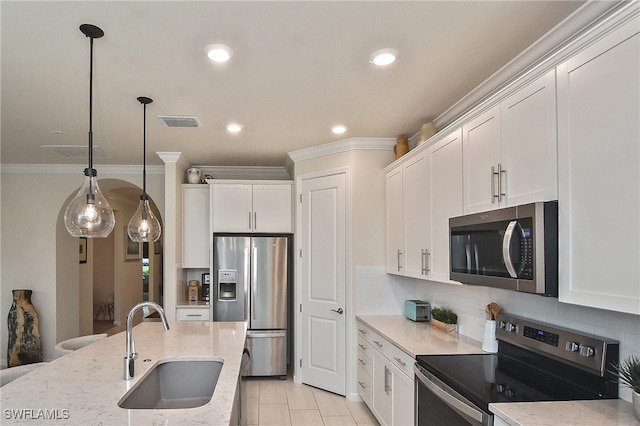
[331,308,344,314]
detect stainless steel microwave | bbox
[449,201,558,296]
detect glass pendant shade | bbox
[127,197,161,242]
[64,174,116,238]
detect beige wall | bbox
[1,166,164,363]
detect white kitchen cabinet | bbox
[385,166,404,274]
[176,306,211,322]
[463,69,557,214]
[557,16,640,315]
[463,105,502,214]
[403,154,429,278]
[211,181,293,233]
[357,320,414,426]
[182,185,210,268]
[385,154,429,278]
[427,129,463,283]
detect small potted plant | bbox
[611,355,640,421]
[430,307,457,334]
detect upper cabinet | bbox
[385,165,405,274]
[211,181,293,233]
[557,16,640,315]
[182,184,211,268]
[463,69,558,214]
[427,129,463,283]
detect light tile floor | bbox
[241,375,380,426]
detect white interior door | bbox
[299,172,346,395]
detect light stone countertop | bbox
[356,315,484,356]
[1,321,247,425]
[489,399,638,426]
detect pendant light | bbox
[64,24,116,238]
[127,97,161,243]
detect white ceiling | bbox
[1,1,586,168]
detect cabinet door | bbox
[403,154,429,278]
[391,365,414,426]
[428,129,463,283]
[252,184,292,233]
[557,17,640,315]
[385,166,404,274]
[211,184,253,233]
[182,185,210,268]
[463,105,502,213]
[501,69,558,206]
[372,350,392,426]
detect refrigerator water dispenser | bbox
[218,270,237,301]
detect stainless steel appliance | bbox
[213,235,289,377]
[449,201,558,296]
[414,313,619,426]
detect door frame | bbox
[294,167,352,394]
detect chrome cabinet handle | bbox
[358,343,366,350]
[384,365,389,394]
[498,163,506,202]
[358,328,367,334]
[358,358,367,366]
[254,212,257,229]
[330,308,344,314]
[394,356,406,366]
[373,340,383,348]
[421,249,431,275]
[397,249,402,271]
[358,381,367,389]
[491,165,499,202]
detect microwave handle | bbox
[503,220,519,278]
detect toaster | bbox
[404,300,431,322]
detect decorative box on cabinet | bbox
[557,15,640,315]
[211,181,293,233]
[182,185,210,268]
[463,69,557,214]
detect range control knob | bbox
[505,322,518,332]
[579,345,595,357]
[565,341,579,352]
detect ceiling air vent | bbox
[42,145,112,159]
[158,115,200,128]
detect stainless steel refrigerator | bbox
[212,235,289,377]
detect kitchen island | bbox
[1,321,247,425]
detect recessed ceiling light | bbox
[225,122,243,133]
[205,44,234,63]
[332,125,348,135]
[369,48,398,66]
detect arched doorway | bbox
[59,179,163,336]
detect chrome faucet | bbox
[124,301,170,380]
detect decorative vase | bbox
[7,289,43,367]
[394,136,409,159]
[633,390,640,422]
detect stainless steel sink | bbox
[118,358,223,409]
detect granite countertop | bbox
[356,315,484,356]
[490,399,638,426]
[1,321,247,425]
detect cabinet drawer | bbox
[357,336,373,360]
[369,333,391,358]
[176,307,211,322]
[357,348,373,376]
[357,364,373,407]
[388,344,415,378]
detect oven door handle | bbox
[414,365,487,425]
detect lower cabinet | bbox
[176,306,211,322]
[357,321,414,426]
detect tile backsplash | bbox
[355,266,640,402]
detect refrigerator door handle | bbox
[247,331,287,338]
[251,246,258,321]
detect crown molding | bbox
[433,0,628,131]
[195,166,291,181]
[0,164,165,175]
[287,137,395,163]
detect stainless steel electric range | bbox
[414,313,619,426]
